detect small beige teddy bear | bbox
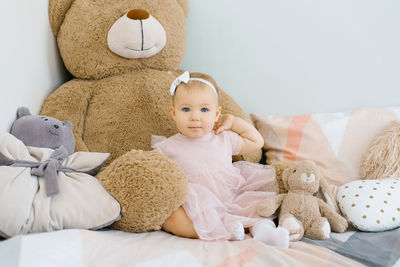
[257,160,348,241]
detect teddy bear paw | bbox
[321,220,331,239]
[280,216,303,241]
[307,217,331,240]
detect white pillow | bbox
[337,178,400,231]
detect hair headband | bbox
[170,71,218,99]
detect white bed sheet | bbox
[0,229,364,267]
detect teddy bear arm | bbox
[96,149,188,232]
[40,80,93,152]
[318,199,348,233]
[74,136,89,152]
[257,193,287,217]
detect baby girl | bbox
[152,71,289,248]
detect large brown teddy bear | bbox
[40,0,261,232]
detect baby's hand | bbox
[215,114,264,154]
[214,114,235,134]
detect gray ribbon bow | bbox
[0,146,72,197]
[30,146,69,196]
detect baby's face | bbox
[171,83,221,138]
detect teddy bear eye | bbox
[44,118,48,121]
[293,169,296,173]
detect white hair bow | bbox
[170,71,190,96]
[170,71,218,99]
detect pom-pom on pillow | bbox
[251,107,400,186]
[337,178,400,232]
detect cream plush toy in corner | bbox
[257,160,348,241]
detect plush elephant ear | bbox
[176,0,189,17]
[317,175,340,213]
[49,0,75,37]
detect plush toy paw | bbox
[280,214,304,242]
[330,214,349,233]
[321,219,331,238]
[256,198,279,217]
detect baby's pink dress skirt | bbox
[182,161,278,241]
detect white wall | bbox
[0,0,69,132]
[181,0,400,115]
[1,0,399,134]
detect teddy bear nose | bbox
[127,9,150,20]
[301,173,316,183]
[54,125,59,129]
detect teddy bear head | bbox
[10,107,75,154]
[282,160,323,194]
[282,160,341,213]
[49,0,189,79]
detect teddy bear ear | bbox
[317,174,341,213]
[17,107,31,118]
[281,166,292,191]
[49,0,76,37]
[63,120,73,130]
[176,0,189,17]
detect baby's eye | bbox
[201,108,209,112]
[182,107,190,112]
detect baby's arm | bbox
[214,114,264,155]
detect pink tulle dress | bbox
[152,130,278,241]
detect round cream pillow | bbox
[337,178,400,231]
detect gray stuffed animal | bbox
[7,107,75,196]
[10,107,75,154]
[0,108,120,237]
